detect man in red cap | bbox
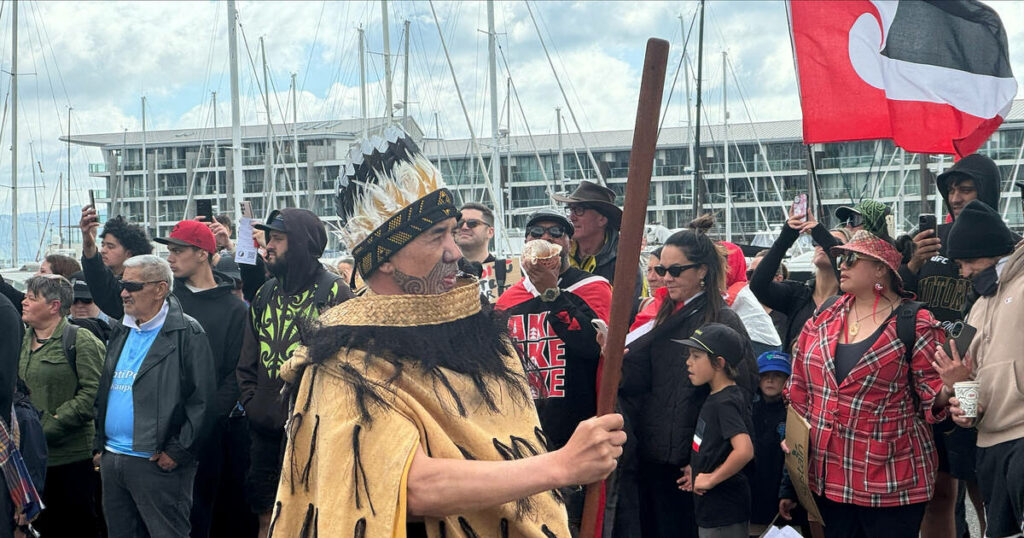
[154,220,251,537]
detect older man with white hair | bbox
[91,255,216,538]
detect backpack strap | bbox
[896,300,925,414]
[250,278,280,331]
[896,301,925,362]
[813,295,841,318]
[312,271,342,312]
[61,322,81,388]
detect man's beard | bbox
[392,259,460,295]
[267,253,288,277]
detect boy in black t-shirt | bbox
[676,323,755,538]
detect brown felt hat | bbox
[551,181,623,230]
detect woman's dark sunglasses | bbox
[836,251,867,268]
[120,280,164,293]
[526,225,566,239]
[840,214,864,228]
[653,263,701,277]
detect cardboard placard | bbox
[479,258,522,302]
[785,405,824,525]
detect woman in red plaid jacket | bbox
[783,231,955,538]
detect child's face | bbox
[759,371,789,398]
[686,349,716,386]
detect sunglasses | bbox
[566,204,595,217]
[120,280,165,293]
[73,298,93,305]
[457,218,491,230]
[840,215,864,228]
[526,225,567,239]
[653,263,701,277]
[835,251,870,268]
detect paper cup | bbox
[953,381,981,418]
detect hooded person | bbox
[899,154,1016,538]
[235,208,354,536]
[269,127,624,537]
[721,242,782,357]
[901,153,1011,323]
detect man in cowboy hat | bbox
[553,181,646,299]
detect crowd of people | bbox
[0,140,1019,538]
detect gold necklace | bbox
[847,302,894,338]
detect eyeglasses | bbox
[456,218,491,230]
[840,215,864,228]
[526,225,567,239]
[120,280,165,293]
[653,263,701,277]
[566,204,594,217]
[836,251,868,268]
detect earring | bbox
[699,279,706,289]
[873,282,883,293]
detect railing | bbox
[158,158,186,170]
[160,186,188,196]
[819,155,875,169]
[89,163,107,174]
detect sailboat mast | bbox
[402,19,409,124]
[143,97,153,235]
[212,91,219,212]
[11,0,16,264]
[359,27,367,138]
[722,51,730,241]
[227,0,243,223]
[556,107,564,192]
[261,37,274,209]
[291,72,301,209]
[487,0,504,246]
[381,0,393,122]
[680,15,695,181]
[691,0,705,217]
[68,106,72,245]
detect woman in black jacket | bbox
[617,215,758,538]
[749,210,847,353]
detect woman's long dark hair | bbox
[655,213,728,327]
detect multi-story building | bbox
[69,103,1024,254]
[67,117,421,254]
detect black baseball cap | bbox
[69,271,92,301]
[525,209,574,237]
[253,209,287,241]
[674,323,745,367]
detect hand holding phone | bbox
[918,214,937,235]
[196,199,214,221]
[791,194,808,222]
[88,189,96,209]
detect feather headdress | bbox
[336,126,458,278]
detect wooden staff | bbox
[579,37,669,538]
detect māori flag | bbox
[790,0,1017,157]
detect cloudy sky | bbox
[2,0,1024,248]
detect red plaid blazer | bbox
[786,295,947,507]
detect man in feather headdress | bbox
[269,127,625,538]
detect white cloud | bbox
[2,0,1023,258]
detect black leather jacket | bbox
[93,296,216,466]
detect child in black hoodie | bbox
[747,351,790,536]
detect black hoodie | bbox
[173,273,248,422]
[901,154,1004,323]
[236,208,354,435]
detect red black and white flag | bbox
[790,0,1017,157]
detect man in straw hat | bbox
[269,127,625,537]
